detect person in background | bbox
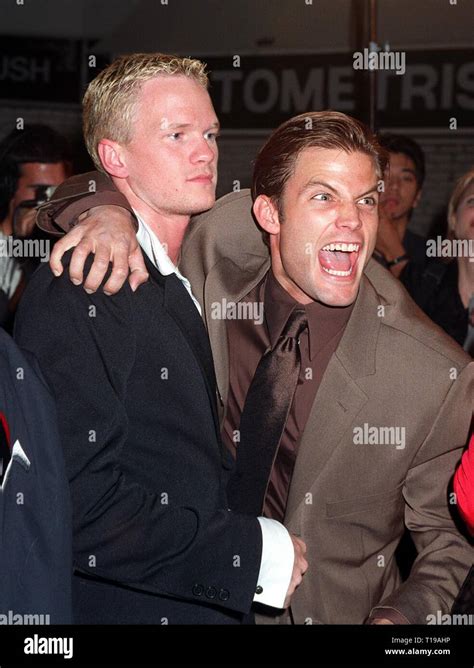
[401,169,474,355]
[0,158,22,326]
[454,432,474,536]
[0,124,71,329]
[374,133,426,278]
[0,124,71,242]
[0,326,72,624]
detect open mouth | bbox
[318,242,361,277]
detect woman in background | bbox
[401,169,474,355]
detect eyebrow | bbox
[300,180,336,196]
[163,121,220,131]
[300,179,379,198]
[358,184,380,197]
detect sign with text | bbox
[0,36,108,103]
[1,40,472,129]
[205,50,474,129]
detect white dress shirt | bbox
[135,211,294,609]
[0,231,22,299]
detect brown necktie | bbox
[227,308,308,514]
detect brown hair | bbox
[448,168,474,235]
[252,111,387,210]
[83,52,209,172]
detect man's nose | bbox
[335,202,363,231]
[387,176,400,192]
[191,137,216,163]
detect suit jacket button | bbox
[192,584,204,597]
[205,586,217,599]
[218,588,230,601]
[255,585,263,595]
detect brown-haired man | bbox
[14,53,308,625]
[27,106,473,625]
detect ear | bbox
[252,195,281,236]
[412,188,422,209]
[97,139,129,179]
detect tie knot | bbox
[282,308,308,341]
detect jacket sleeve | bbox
[14,254,263,615]
[37,171,135,236]
[370,362,474,623]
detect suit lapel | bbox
[285,275,382,526]
[203,254,270,408]
[143,254,221,435]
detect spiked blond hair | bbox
[83,52,209,172]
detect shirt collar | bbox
[264,269,354,360]
[134,210,193,283]
[134,210,202,315]
[135,211,175,274]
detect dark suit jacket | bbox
[0,328,72,623]
[15,251,262,624]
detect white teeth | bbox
[321,243,360,252]
[321,266,353,277]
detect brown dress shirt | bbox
[222,269,353,523]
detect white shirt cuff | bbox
[253,517,294,609]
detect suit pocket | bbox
[326,483,404,518]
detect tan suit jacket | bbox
[179,189,474,624]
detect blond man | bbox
[15,53,307,624]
